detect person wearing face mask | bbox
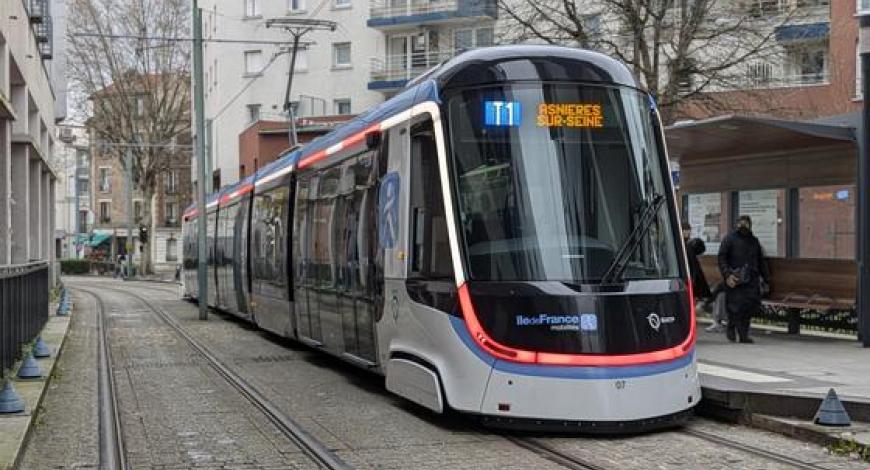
[717,215,770,343]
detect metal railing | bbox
[0,262,49,378]
[743,71,829,89]
[370,0,457,19]
[370,49,460,84]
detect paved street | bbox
[16,277,870,470]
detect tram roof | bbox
[426,45,638,90]
[666,115,855,163]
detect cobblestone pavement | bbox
[18,290,100,470]
[42,278,870,470]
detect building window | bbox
[334,99,351,115]
[247,103,261,123]
[244,50,264,75]
[136,96,145,117]
[454,26,493,53]
[134,200,143,223]
[99,201,111,223]
[165,202,178,227]
[738,189,787,257]
[166,236,178,262]
[685,192,730,255]
[332,42,351,68]
[798,185,855,259]
[78,210,88,233]
[293,48,308,72]
[164,170,178,194]
[98,167,111,192]
[289,0,305,12]
[334,0,351,8]
[245,0,261,17]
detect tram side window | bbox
[252,186,290,289]
[409,117,452,279]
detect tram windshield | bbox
[445,83,679,283]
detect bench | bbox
[699,257,857,334]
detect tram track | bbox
[79,289,128,470]
[87,285,350,470]
[92,282,839,470]
[678,428,832,470]
[503,436,609,470]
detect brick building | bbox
[87,75,192,272]
[237,115,354,180]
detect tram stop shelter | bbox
[665,115,860,335]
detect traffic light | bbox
[139,225,149,244]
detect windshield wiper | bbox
[600,193,666,284]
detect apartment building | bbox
[88,76,193,272]
[366,0,497,95]
[0,0,64,278]
[197,0,384,188]
[53,124,88,259]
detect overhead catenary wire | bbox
[69,33,294,46]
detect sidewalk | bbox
[697,324,867,404]
[0,306,72,470]
[696,321,870,451]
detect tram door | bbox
[292,150,382,363]
[250,180,292,336]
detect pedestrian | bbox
[717,215,770,343]
[704,282,727,333]
[686,237,711,300]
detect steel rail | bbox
[96,285,350,470]
[78,289,128,470]
[504,436,609,470]
[680,428,831,470]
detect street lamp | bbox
[858,3,870,347]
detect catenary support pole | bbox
[125,147,133,279]
[193,1,208,321]
[860,12,870,347]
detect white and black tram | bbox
[182,45,700,432]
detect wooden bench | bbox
[699,256,857,334]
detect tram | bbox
[182,45,700,431]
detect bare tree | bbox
[67,0,191,274]
[497,0,820,122]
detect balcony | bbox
[28,0,47,24]
[369,49,458,91]
[368,0,496,29]
[34,17,51,43]
[743,71,829,90]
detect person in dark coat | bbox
[686,237,711,300]
[717,215,770,343]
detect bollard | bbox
[33,337,51,358]
[0,381,25,413]
[814,388,851,426]
[17,353,43,379]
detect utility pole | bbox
[859,8,870,347]
[193,0,208,321]
[125,146,134,279]
[265,18,336,147]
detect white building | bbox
[53,124,88,259]
[0,0,65,279]
[366,0,497,95]
[197,0,384,188]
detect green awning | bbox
[88,233,111,247]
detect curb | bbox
[698,387,870,458]
[0,303,74,470]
